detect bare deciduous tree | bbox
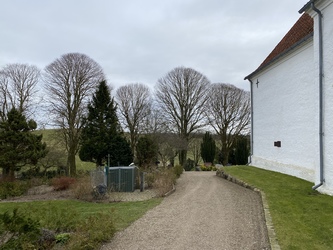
[115,83,151,158]
[206,83,250,165]
[141,103,165,135]
[156,133,188,167]
[44,53,104,176]
[0,63,40,121]
[188,138,201,166]
[155,66,210,166]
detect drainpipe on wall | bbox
[300,1,324,190]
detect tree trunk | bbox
[130,129,136,162]
[222,148,230,166]
[221,131,230,166]
[179,149,187,167]
[67,151,76,176]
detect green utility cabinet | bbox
[105,166,137,192]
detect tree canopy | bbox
[44,53,104,176]
[79,81,132,167]
[156,66,210,166]
[0,63,40,122]
[0,108,47,179]
[206,83,250,165]
[115,83,151,159]
[136,135,158,170]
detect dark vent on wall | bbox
[274,141,281,147]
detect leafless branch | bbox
[0,63,40,121]
[115,83,152,156]
[43,53,104,175]
[155,66,210,165]
[205,83,250,165]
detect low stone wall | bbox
[216,169,259,191]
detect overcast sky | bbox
[1,0,308,92]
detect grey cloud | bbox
[1,0,307,92]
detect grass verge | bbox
[0,198,162,249]
[221,166,333,250]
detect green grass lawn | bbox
[222,166,333,250]
[0,198,162,232]
[0,198,162,248]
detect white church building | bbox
[245,0,333,194]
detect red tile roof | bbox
[245,13,313,80]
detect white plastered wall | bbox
[250,40,317,183]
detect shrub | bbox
[153,169,176,197]
[66,211,115,250]
[184,158,195,171]
[173,165,183,177]
[136,136,158,170]
[200,165,217,171]
[0,208,41,249]
[200,131,216,164]
[51,177,76,191]
[72,176,94,201]
[234,136,250,165]
[145,172,155,188]
[0,180,30,199]
[0,206,79,249]
[55,232,70,245]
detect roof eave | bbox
[244,32,313,80]
[299,1,315,13]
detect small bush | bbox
[72,176,94,201]
[0,208,41,249]
[55,232,70,245]
[51,177,76,191]
[153,169,176,197]
[184,158,195,171]
[145,172,155,188]
[200,165,217,171]
[66,211,115,250]
[173,165,183,177]
[0,181,29,199]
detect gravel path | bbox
[101,171,270,250]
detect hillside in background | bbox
[34,129,96,172]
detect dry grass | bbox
[153,169,176,197]
[72,176,94,201]
[51,177,76,191]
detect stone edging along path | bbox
[216,170,281,250]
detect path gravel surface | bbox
[101,171,270,250]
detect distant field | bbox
[35,129,209,171]
[35,129,96,171]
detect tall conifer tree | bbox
[200,132,216,164]
[79,81,132,166]
[0,108,47,179]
